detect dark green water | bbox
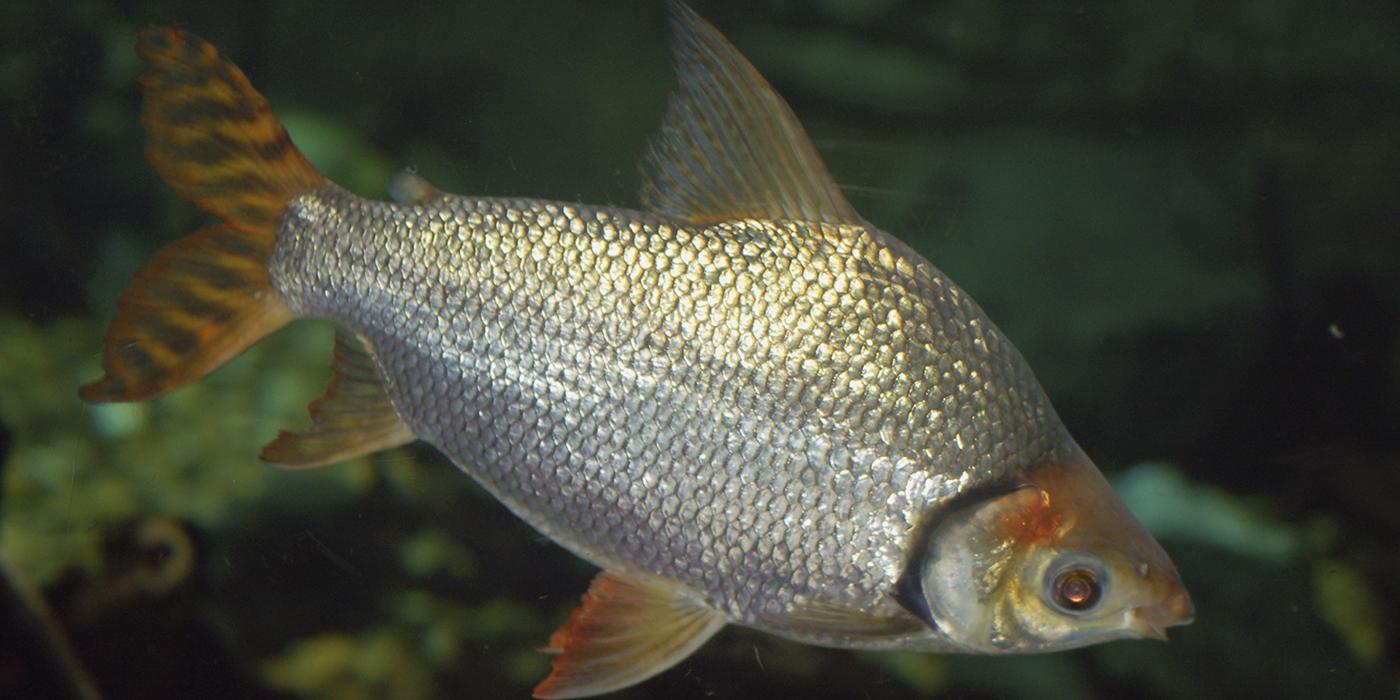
[2,1,1397,698]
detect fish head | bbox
[914,449,1193,653]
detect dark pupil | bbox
[1054,569,1101,611]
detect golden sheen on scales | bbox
[82,2,1193,696]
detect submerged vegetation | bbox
[2,0,1397,697]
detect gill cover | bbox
[896,481,1043,646]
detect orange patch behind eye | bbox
[1001,488,1063,545]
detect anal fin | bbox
[259,329,414,468]
[534,570,726,699]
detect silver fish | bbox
[83,3,1193,697]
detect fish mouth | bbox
[1129,587,1195,640]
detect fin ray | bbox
[639,1,861,226]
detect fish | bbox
[81,2,1193,697]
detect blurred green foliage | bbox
[2,0,1398,698]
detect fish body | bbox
[84,3,1192,697]
[272,184,1064,644]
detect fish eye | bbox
[1044,555,1106,616]
[1053,569,1101,612]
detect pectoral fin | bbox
[259,329,414,468]
[759,599,927,641]
[534,570,726,699]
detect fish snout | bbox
[1130,587,1194,640]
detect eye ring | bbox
[1052,568,1102,613]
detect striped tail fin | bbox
[80,28,326,403]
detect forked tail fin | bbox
[80,28,326,402]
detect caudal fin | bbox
[81,28,326,403]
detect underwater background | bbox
[2,0,1398,698]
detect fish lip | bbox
[1130,588,1195,641]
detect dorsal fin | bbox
[534,570,726,698]
[259,329,415,469]
[638,1,861,226]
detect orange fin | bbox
[80,28,326,403]
[534,571,726,699]
[136,27,325,231]
[260,330,415,469]
[79,224,295,402]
